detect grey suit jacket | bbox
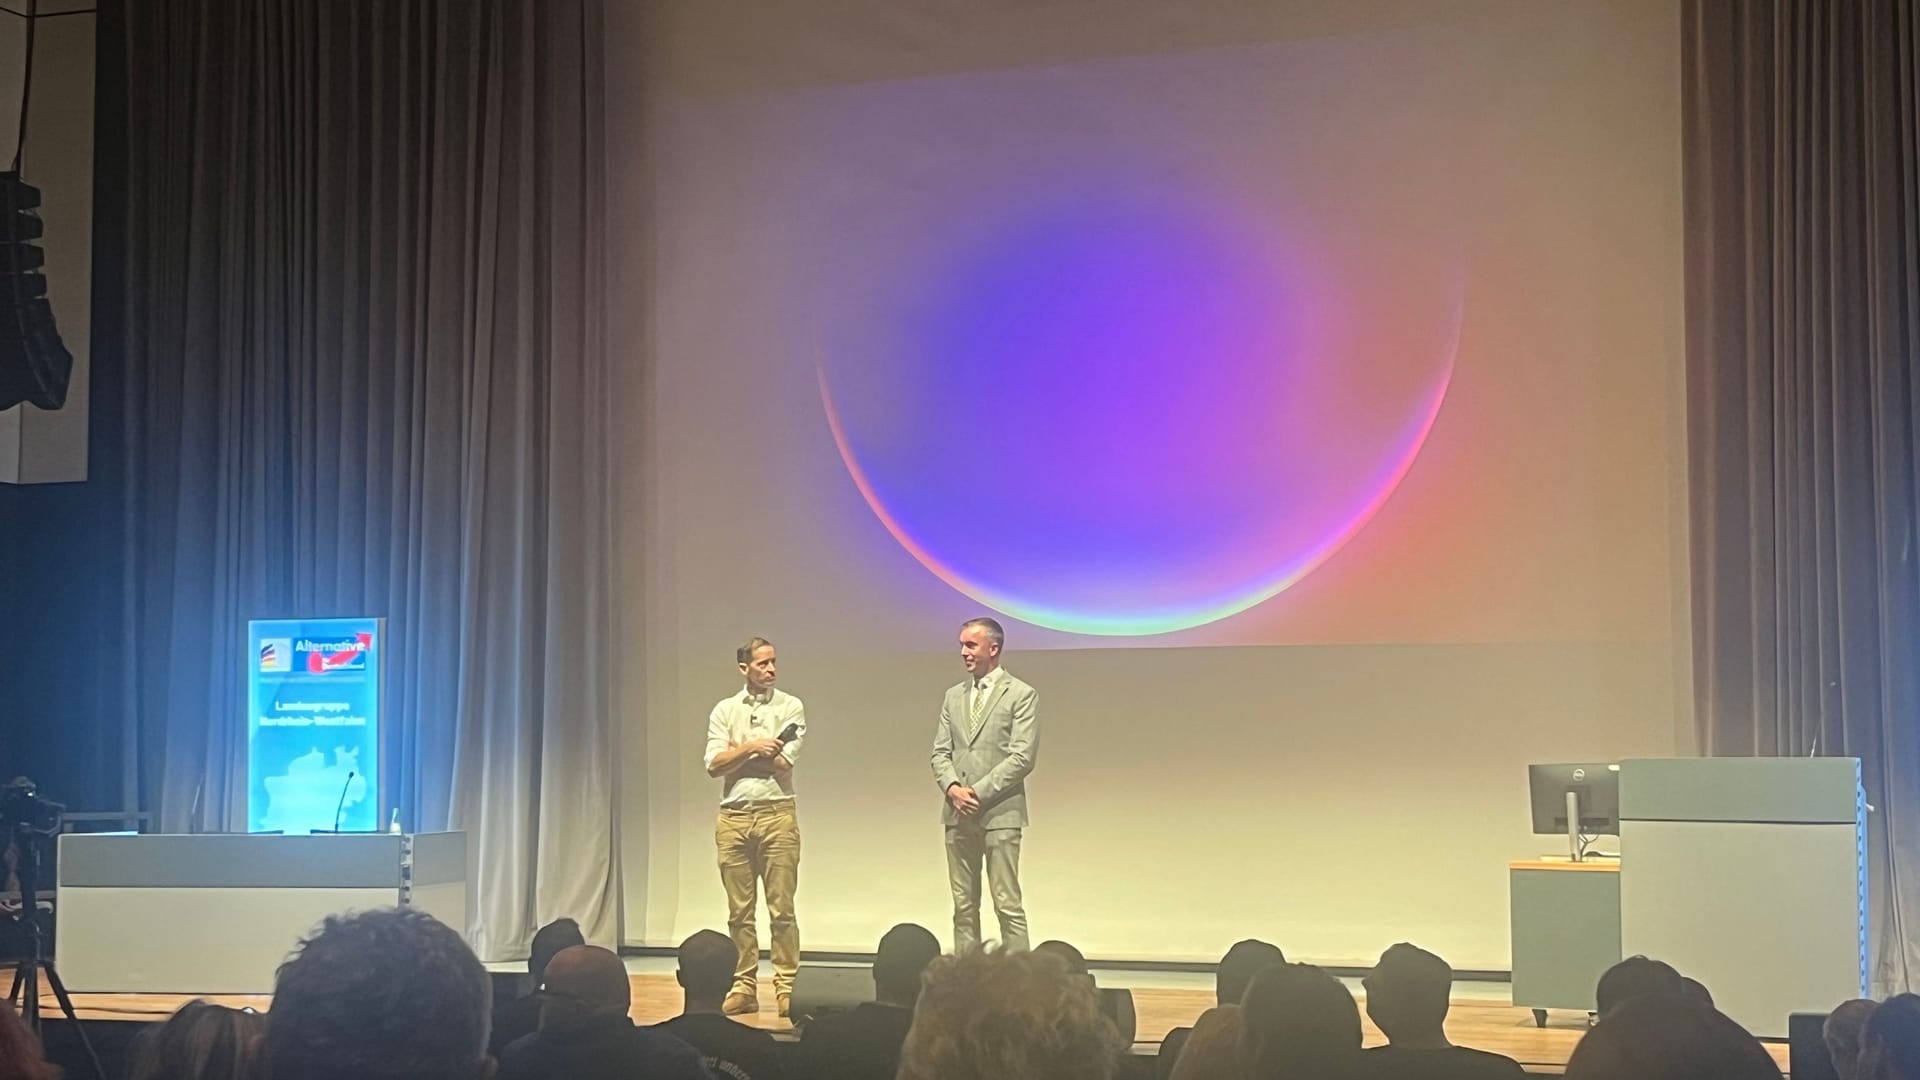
[930,669,1039,829]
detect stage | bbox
[13,958,1794,1075]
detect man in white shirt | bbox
[930,617,1039,953]
[704,636,806,1017]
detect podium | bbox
[1618,758,1867,1037]
[1509,859,1621,1023]
[54,831,468,994]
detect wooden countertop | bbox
[1510,858,1621,872]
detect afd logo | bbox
[295,632,374,675]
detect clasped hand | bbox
[947,784,981,816]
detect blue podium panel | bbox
[247,617,383,834]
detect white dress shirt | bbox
[704,686,807,806]
[967,666,1006,726]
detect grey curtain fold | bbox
[1683,0,1920,993]
[118,0,615,959]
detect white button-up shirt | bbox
[704,686,807,806]
[968,666,1006,721]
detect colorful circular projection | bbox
[818,199,1460,636]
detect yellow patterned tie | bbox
[968,679,987,738]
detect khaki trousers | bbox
[716,800,800,996]
[945,822,1027,953]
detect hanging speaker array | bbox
[0,170,70,412]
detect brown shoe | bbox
[777,994,791,1018]
[723,992,757,1015]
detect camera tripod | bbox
[5,823,103,1080]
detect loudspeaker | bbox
[789,965,873,1025]
[1789,1011,1840,1080]
[0,172,72,412]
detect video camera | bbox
[1,776,63,838]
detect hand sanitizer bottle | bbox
[389,808,402,835]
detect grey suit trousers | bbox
[945,820,1026,953]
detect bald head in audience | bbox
[543,946,632,1015]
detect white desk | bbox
[54,831,467,993]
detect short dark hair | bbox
[1217,939,1286,1006]
[127,1000,264,1080]
[1858,993,1920,1080]
[678,930,737,999]
[1566,993,1780,1080]
[1595,955,1684,1016]
[1240,963,1362,1077]
[1034,940,1089,977]
[737,637,775,664]
[874,923,942,1004]
[960,618,1005,647]
[268,908,491,1080]
[1364,943,1453,1034]
[530,917,586,985]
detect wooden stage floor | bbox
[25,972,1792,1075]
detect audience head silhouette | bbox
[1218,939,1286,1007]
[896,947,1120,1080]
[529,917,586,988]
[1036,940,1092,978]
[1679,976,1714,1007]
[1595,955,1684,1016]
[1240,962,1363,1079]
[268,907,493,1080]
[874,923,942,1005]
[544,945,632,1015]
[0,1000,58,1080]
[674,929,736,1006]
[1565,992,1780,1080]
[126,1000,265,1080]
[1825,998,1879,1080]
[1859,993,1920,1080]
[1168,1005,1247,1080]
[1363,942,1453,1043]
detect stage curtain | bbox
[113,0,615,960]
[1684,0,1920,993]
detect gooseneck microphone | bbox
[187,778,204,834]
[332,770,357,833]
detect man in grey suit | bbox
[930,616,1039,953]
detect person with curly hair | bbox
[897,948,1117,1080]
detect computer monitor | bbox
[1789,1011,1841,1080]
[1528,762,1620,835]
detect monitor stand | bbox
[1566,790,1584,863]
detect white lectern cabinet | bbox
[1618,758,1867,1038]
[55,831,468,994]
